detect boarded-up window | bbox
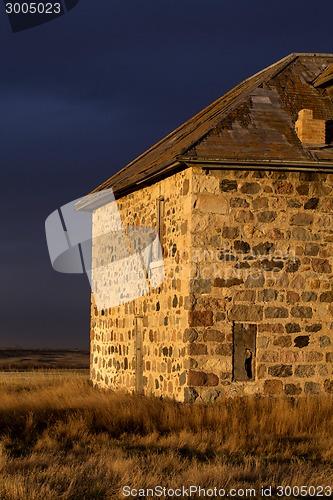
[233,323,256,381]
[135,316,144,395]
[157,196,165,259]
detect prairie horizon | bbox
[0,348,89,371]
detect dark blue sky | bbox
[0,0,332,348]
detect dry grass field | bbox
[0,371,333,499]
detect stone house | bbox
[82,53,333,402]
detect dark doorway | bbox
[233,323,256,381]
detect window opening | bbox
[233,322,256,381]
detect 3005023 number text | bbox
[5,3,61,14]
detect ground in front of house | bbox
[0,369,332,499]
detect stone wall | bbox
[90,169,192,400]
[90,165,333,402]
[187,167,333,400]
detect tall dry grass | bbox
[0,371,332,499]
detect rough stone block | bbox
[273,336,292,348]
[215,312,226,321]
[190,279,212,294]
[264,380,283,395]
[326,352,333,363]
[257,364,267,378]
[234,240,251,253]
[285,259,301,273]
[258,323,284,333]
[307,279,321,290]
[292,227,310,240]
[182,179,189,195]
[187,370,219,387]
[273,181,294,194]
[240,182,260,194]
[320,291,333,302]
[185,358,198,369]
[220,179,237,192]
[213,277,243,287]
[285,383,302,396]
[295,365,315,377]
[318,362,328,377]
[319,335,331,347]
[245,274,265,288]
[184,387,199,403]
[285,323,301,333]
[235,210,254,223]
[252,197,269,210]
[290,213,314,226]
[261,259,284,272]
[258,289,278,302]
[189,311,213,327]
[324,379,333,393]
[312,258,332,273]
[268,365,293,377]
[305,351,324,362]
[230,197,250,208]
[259,351,280,363]
[183,328,198,343]
[288,199,302,209]
[201,388,220,403]
[280,351,303,363]
[302,292,317,302]
[234,290,256,302]
[179,371,187,385]
[203,329,225,342]
[265,307,289,319]
[217,252,238,262]
[291,306,313,318]
[196,194,229,214]
[294,336,310,348]
[222,226,240,239]
[304,198,319,210]
[296,183,310,195]
[252,241,274,255]
[257,211,277,223]
[188,343,208,356]
[215,343,233,356]
[229,304,263,322]
[287,291,300,304]
[304,243,320,256]
[304,382,321,394]
[235,261,250,270]
[299,172,321,182]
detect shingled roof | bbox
[91,53,333,200]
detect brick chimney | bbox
[295,109,326,146]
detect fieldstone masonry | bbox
[91,170,191,400]
[90,166,333,401]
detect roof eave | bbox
[77,161,186,210]
[181,157,333,173]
